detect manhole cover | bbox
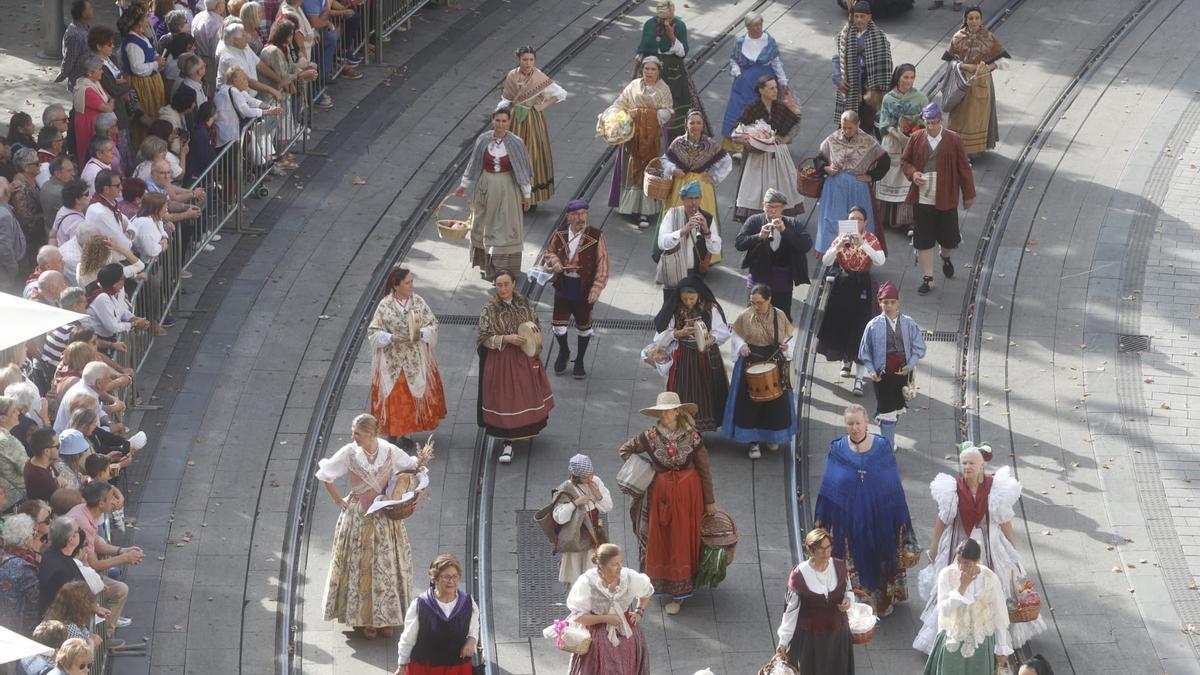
[1118,335,1151,353]
[515,509,568,637]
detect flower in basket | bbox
[798,165,819,179]
[1009,578,1041,608]
[596,106,635,145]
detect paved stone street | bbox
[44,0,1200,673]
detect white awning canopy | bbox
[0,292,88,351]
[0,624,53,665]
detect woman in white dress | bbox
[913,443,1047,653]
[316,413,431,640]
[565,543,654,675]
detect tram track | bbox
[789,0,1172,670]
[275,0,653,671]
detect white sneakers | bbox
[748,444,762,460]
[498,442,514,464]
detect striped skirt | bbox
[129,73,165,146]
[511,106,555,204]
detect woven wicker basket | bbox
[561,634,591,655]
[1008,603,1041,624]
[381,472,422,521]
[642,157,673,201]
[796,157,823,199]
[435,192,472,240]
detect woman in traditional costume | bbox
[814,404,915,616]
[647,274,729,432]
[618,392,717,615]
[857,281,925,447]
[455,107,533,279]
[396,554,479,675]
[922,538,1013,675]
[816,207,885,396]
[815,111,889,254]
[608,57,673,229]
[731,75,804,224]
[551,454,614,586]
[118,3,166,148]
[317,413,430,640]
[636,0,700,139]
[914,443,1047,653]
[476,270,554,464]
[776,528,854,674]
[499,46,567,207]
[875,64,928,233]
[722,284,796,460]
[721,11,789,152]
[659,110,732,263]
[566,543,654,675]
[367,266,447,441]
[943,6,1010,155]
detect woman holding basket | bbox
[606,57,673,229]
[618,392,717,615]
[317,413,431,641]
[564,543,653,675]
[776,527,855,674]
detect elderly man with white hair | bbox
[54,361,114,432]
[85,169,134,245]
[0,176,26,289]
[79,137,118,197]
[22,245,65,296]
[216,22,283,101]
[26,270,67,305]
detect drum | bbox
[745,362,784,402]
[690,319,708,350]
[517,321,543,357]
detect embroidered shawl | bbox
[502,66,555,106]
[834,232,882,272]
[877,86,929,134]
[820,128,886,176]
[368,293,439,401]
[947,26,1007,64]
[476,293,539,348]
[736,98,800,140]
[731,306,793,348]
[665,134,727,173]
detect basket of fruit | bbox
[796,157,823,199]
[435,193,472,240]
[1008,575,1042,623]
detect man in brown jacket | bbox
[900,102,976,295]
[544,199,609,378]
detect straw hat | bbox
[639,391,698,417]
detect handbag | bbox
[941,60,971,112]
[534,483,609,553]
[616,453,655,496]
[655,240,691,288]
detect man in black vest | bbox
[734,188,813,320]
[544,199,609,378]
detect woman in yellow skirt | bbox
[500,46,567,208]
[942,6,1009,155]
[118,2,166,149]
[657,110,732,264]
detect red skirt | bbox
[644,467,703,595]
[480,346,554,437]
[371,362,448,436]
[405,662,472,675]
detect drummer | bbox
[544,199,610,379]
[476,270,556,464]
[721,284,797,459]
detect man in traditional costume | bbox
[476,270,555,464]
[857,281,925,448]
[543,199,609,379]
[734,188,812,321]
[499,46,567,207]
[833,2,893,136]
[655,180,720,300]
[901,102,976,295]
[636,0,703,139]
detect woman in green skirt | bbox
[923,538,1012,675]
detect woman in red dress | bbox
[73,56,113,162]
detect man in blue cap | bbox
[543,199,609,378]
[900,102,975,295]
[655,179,721,300]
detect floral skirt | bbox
[322,501,415,628]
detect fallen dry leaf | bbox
[351,177,367,185]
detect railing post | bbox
[373,0,385,64]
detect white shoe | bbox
[665,600,682,615]
[180,270,193,279]
[765,443,780,452]
[128,431,147,451]
[498,443,513,464]
[748,444,762,460]
[116,616,133,628]
[637,218,650,230]
[211,234,222,241]
[203,244,216,252]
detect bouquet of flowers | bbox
[596,106,635,145]
[1008,576,1042,623]
[899,114,924,136]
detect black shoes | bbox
[554,334,570,375]
[918,276,934,295]
[573,335,591,379]
[942,257,955,278]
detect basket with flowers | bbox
[1008,575,1042,623]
